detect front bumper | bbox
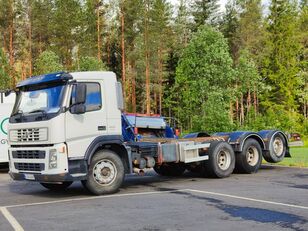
[9,169,87,182]
[8,143,88,183]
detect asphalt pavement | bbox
[0,165,307,231]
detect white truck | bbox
[7,72,289,195]
[0,92,15,164]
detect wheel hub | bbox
[246,146,259,166]
[217,149,231,171]
[93,160,117,185]
[273,137,284,157]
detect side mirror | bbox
[71,104,86,114]
[75,83,87,104]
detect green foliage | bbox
[51,0,83,67]
[220,0,240,60]
[0,0,307,136]
[76,56,107,71]
[278,147,308,167]
[235,50,261,94]
[262,0,301,112]
[173,25,234,132]
[0,49,11,89]
[34,51,63,75]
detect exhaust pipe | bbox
[133,167,145,176]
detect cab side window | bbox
[71,83,102,112]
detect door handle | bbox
[98,126,106,131]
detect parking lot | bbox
[0,165,307,231]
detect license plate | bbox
[24,174,35,180]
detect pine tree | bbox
[0,49,11,89]
[51,0,83,68]
[151,0,172,114]
[298,0,308,118]
[31,0,53,56]
[119,0,143,112]
[220,0,240,61]
[0,0,17,83]
[191,0,220,30]
[238,0,265,64]
[263,0,301,113]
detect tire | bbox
[82,149,125,195]
[153,163,186,176]
[263,133,287,163]
[40,181,73,191]
[201,141,235,178]
[235,139,262,173]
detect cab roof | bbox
[16,71,117,88]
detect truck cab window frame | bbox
[70,82,102,113]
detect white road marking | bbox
[0,207,24,231]
[186,189,308,210]
[2,188,307,211]
[5,189,184,209]
[0,188,307,231]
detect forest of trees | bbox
[0,0,307,134]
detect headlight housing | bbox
[49,149,57,169]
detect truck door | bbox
[65,81,107,158]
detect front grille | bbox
[12,150,45,159]
[14,163,45,172]
[10,128,48,142]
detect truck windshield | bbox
[11,84,66,122]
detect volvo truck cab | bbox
[8,72,127,193]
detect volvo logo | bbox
[21,131,29,140]
[21,130,35,140]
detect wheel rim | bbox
[273,137,284,157]
[246,146,259,166]
[93,159,117,186]
[217,149,231,171]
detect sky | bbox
[169,0,271,12]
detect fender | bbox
[258,130,290,157]
[84,135,132,173]
[214,131,265,152]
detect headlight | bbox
[49,149,57,169]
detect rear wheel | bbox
[202,141,235,178]
[235,139,262,173]
[263,133,286,163]
[82,149,125,195]
[153,163,185,176]
[40,181,73,191]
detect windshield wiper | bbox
[28,109,47,118]
[11,110,25,122]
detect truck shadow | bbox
[7,171,201,199]
[7,165,293,199]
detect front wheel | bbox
[202,141,235,178]
[40,181,73,191]
[82,149,125,195]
